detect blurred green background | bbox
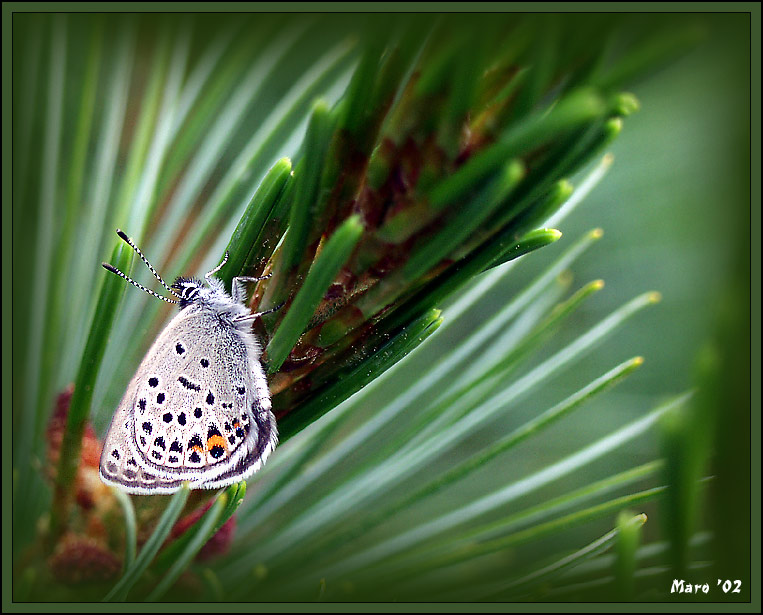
[351,6,751,557]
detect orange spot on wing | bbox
[206,434,227,450]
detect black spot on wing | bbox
[178,376,200,391]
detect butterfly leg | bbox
[231,274,271,303]
[233,301,286,323]
[251,301,285,318]
[205,251,229,282]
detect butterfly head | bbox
[171,277,205,308]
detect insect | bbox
[99,229,278,494]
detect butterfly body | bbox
[99,232,278,494]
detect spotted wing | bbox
[100,305,276,492]
[100,387,277,494]
[99,375,192,494]
[196,396,278,489]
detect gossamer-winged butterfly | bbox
[99,229,279,494]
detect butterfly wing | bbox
[196,395,278,489]
[99,373,189,494]
[99,305,277,493]
[99,395,276,494]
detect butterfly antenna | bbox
[205,251,229,282]
[102,229,179,303]
[114,229,181,298]
[102,263,179,304]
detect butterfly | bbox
[98,230,278,494]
